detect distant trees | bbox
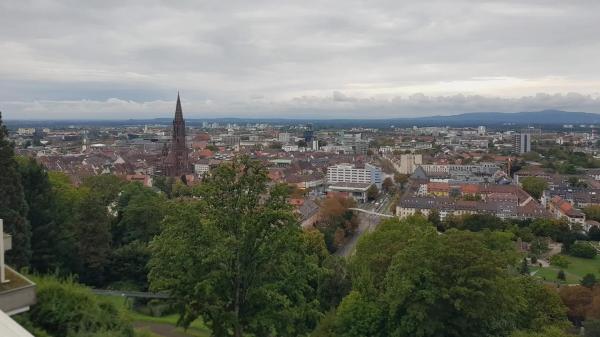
[149,157,323,337]
[521,176,548,199]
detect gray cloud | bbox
[1,0,600,119]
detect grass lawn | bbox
[531,255,600,284]
[100,295,211,337]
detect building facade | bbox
[327,163,382,188]
[513,133,532,154]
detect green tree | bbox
[590,226,600,241]
[570,242,597,259]
[17,157,62,272]
[520,257,530,275]
[427,209,441,229]
[0,112,31,267]
[581,273,598,289]
[334,291,384,337]
[521,176,548,199]
[76,192,112,286]
[381,177,394,193]
[366,184,379,201]
[585,206,600,222]
[113,184,166,245]
[551,255,571,269]
[149,157,322,337]
[558,269,566,281]
[393,173,409,187]
[384,230,520,337]
[340,217,568,337]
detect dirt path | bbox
[134,322,194,337]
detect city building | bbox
[547,196,586,227]
[327,163,382,188]
[398,154,422,174]
[513,133,532,154]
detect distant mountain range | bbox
[6,110,600,128]
[409,110,600,125]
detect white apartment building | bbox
[327,163,382,188]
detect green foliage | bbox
[332,216,568,337]
[521,176,548,200]
[334,291,384,337]
[17,157,61,272]
[520,257,530,275]
[590,226,600,241]
[551,255,571,269]
[317,256,351,311]
[585,206,600,223]
[149,157,323,337]
[570,242,597,259]
[75,192,112,286]
[366,184,379,201]
[19,275,133,337]
[81,175,125,206]
[0,113,31,267]
[558,269,566,281]
[581,273,598,288]
[381,177,394,192]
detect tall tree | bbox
[149,157,322,337]
[0,112,31,267]
[75,192,112,286]
[17,157,61,272]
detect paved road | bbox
[334,195,393,257]
[334,212,382,257]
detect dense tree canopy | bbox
[315,216,569,337]
[0,113,31,267]
[149,157,323,337]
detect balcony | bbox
[0,266,36,315]
[1,229,36,316]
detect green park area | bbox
[531,254,600,285]
[101,295,211,337]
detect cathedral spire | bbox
[175,92,183,120]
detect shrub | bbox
[23,275,133,337]
[550,255,570,269]
[557,270,566,281]
[570,242,598,259]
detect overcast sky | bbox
[2,0,600,119]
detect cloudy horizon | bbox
[2,0,600,119]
